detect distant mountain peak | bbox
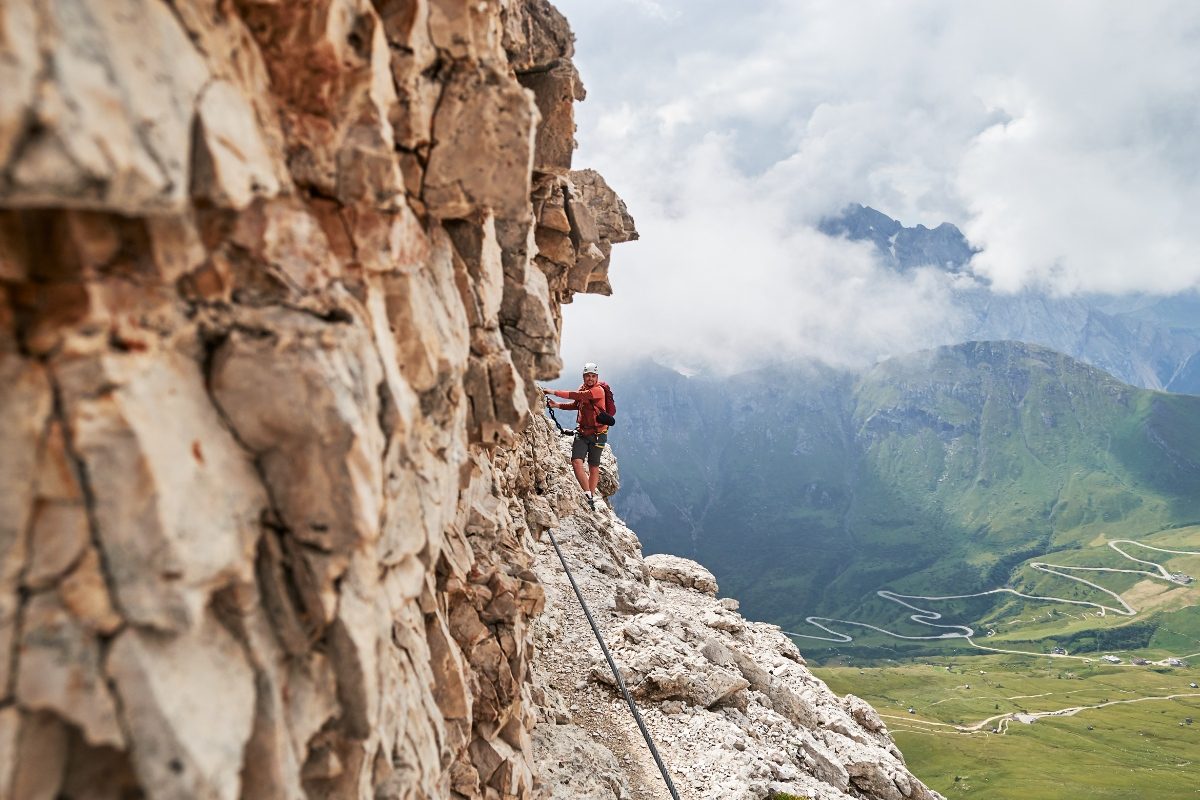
[819,203,976,273]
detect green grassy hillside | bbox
[817,655,1200,799]
[609,343,1200,653]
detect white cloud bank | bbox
[554,0,1200,371]
[561,136,965,374]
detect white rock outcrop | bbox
[644,554,720,596]
[516,417,943,800]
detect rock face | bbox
[818,204,974,274]
[517,416,943,800]
[0,1,633,797]
[0,2,924,799]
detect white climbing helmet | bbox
[582,362,599,376]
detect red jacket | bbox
[552,384,608,435]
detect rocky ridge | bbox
[0,1,925,798]
[511,416,943,800]
[0,0,633,797]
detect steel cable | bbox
[544,525,682,800]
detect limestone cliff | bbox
[508,417,942,800]
[0,1,632,797]
[0,2,933,799]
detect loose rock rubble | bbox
[517,417,943,800]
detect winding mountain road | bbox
[786,540,1200,659]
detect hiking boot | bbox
[585,492,595,511]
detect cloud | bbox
[554,0,1200,370]
[560,134,964,374]
[616,0,677,21]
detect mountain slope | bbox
[820,204,1200,392]
[612,360,858,616]
[608,344,1200,647]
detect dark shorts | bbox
[571,432,607,467]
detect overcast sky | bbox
[554,0,1200,375]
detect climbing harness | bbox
[545,396,576,437]
[544,526,682,800]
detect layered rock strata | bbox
[0,1,632,798]
[513,417,943,800]
[0,1,930,799]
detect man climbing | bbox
[544,362,609,510]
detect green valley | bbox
[610,342,1200,658]
[816,654,1200,799]
[606,341,1200,797]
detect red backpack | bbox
[597,381,617,426]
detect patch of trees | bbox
[1056,622,1156,651]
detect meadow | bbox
[817,655,1200,799]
